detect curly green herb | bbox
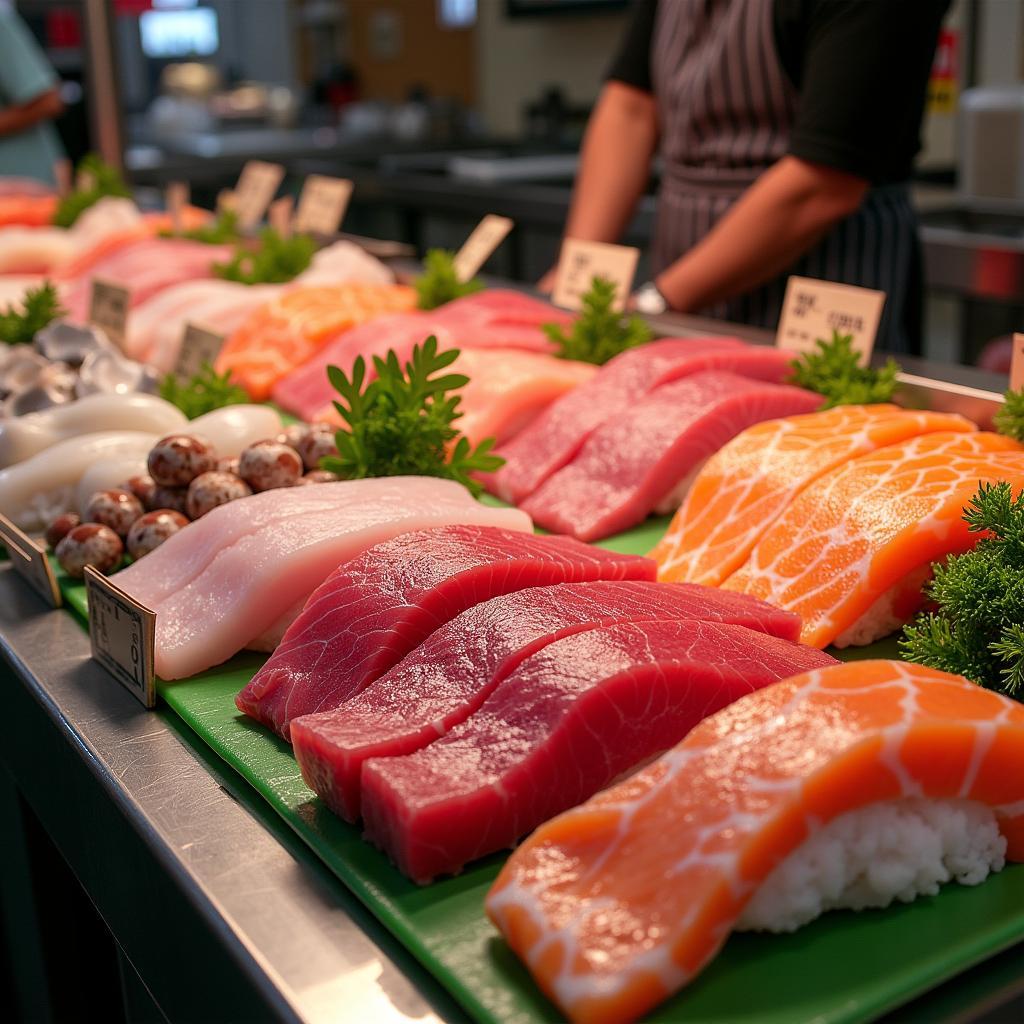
[0,282,66,345]
[543,276,652,366]
[994,387,1024,443]
[786,329,900,408]
[320,335,502,496]
[414,249,484,310]
[159,361,249,419]
[160,209,241,245]
[53,154,132,228]
[213,227,315,284]
[900,481,1024,697]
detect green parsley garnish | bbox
[0,281,66,345]
[993,387,1024,443]
[542,276,652,366]
[53,154,132,228]
[212,228,315,284]
[158,361,249,419]
[414,249,484,310]
[786,329,900,408]
[901,481,1024,697]
[320,335,502,496]
[160,209,241,245]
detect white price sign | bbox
[173,322,226,384]
[0,514,61,608]
[776,276,886,362]
[293,175,354,236]
[233,160,285,231]
[88,278,131,350]
[551,238,640,312]
[452,215,513,282]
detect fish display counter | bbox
[2,305,1024,1023]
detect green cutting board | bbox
[54,514,1024,1024]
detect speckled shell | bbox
[126,509,189,559]
[84,489,144,538]
[239,440,303,492]
[186,471,253,519]
[55,523,124,578]
[148,434,217,487]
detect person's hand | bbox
[537,267,557,294]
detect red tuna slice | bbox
[291,579,803,822]
[236,525,654,739]
[430,289,573,352]
[485,338,791,504]
[360,619,838,883]
[522,370,822,542]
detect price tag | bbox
[76,167,96,192]
[173,322,225,383]
[0,514,61,608]
[88,278,131,350]
[293,174,354,236]
[217,189,236,215]
[232,160,285,231]
[1010,333,1024,391]
[268,195,294,238]
[84,565,156,709]
[776,276,886,361]
[452,215,513,282]
[53,158,72,198]
[552,238,640,312]
[166,181,189,233]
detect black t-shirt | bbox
[606,0,951,184]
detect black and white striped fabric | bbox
[650,0,919,352]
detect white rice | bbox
[737,798,1006,933]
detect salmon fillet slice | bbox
[215,283,415,400]
[486,659,1024,1024]
[653,405,977,586]
[723,431,1024,648]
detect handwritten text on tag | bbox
[0,514,61,608]
[233,160,285,231]
[84,566,156,708]
[174,323,226,384]
[89,279,131,350]
[776,276,886,362]
[293,175,354,236]
[552,239,640,312]
[453,215,513,282]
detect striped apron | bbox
[651,0,920,352]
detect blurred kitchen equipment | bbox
[959,86,1024,206]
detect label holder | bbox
[233,160,285,232]
[293,175,354,236]
[84,566,156,709]
[173,322,226,384]
[551,238,640,312]
[0,514,61,608]
[88,278,131,350]
[776,275,886,362]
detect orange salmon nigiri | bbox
[486,660,1024,1024]
[722,431,1024,649]
[215,283,415,400]
[652,405,976,586]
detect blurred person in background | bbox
[545,0,950,352]
[0,2,65,184]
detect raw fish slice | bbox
[449,348,597,446]
[291,580,803,821]
[112,476,465,609]
[523,371,821,541]
[0,193,57,228]
[428,289,572,353]
[237,525,646,739]
[293,239,394,286]
[61,238,233,321]
[724,431,1024,648]
[360,619,837,882]
[486,338,787,504]
[271,313,454,420]
[652,405,977,586]
[215,283,416,400]
[137,481,531,679]
[486,660,1024,1024]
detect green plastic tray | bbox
[54,515,1024,1024]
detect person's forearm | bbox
[563,81,658,243]
[654,156,868,311]
[0,89,64,138]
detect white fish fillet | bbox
[119,477,531,679]
[186,404,282,456]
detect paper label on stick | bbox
[268,195,294,238]
[84,566,156,709]
[453,215,513,282]
[76,168,96,192]
[0,514,61,608]
[166,181,189,233]
[53,158,72,198]
[173,322,226,384]
[217,189,236,215]
[1010,333,1024,391]
[293,175,353,236]
[776,276,886,361]
[552,238,640,312]
[88,278,131,350]
[233,160,285,231]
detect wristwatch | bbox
[632,281,668,315]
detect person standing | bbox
[546,0,950,352]
[0,3,65,185]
